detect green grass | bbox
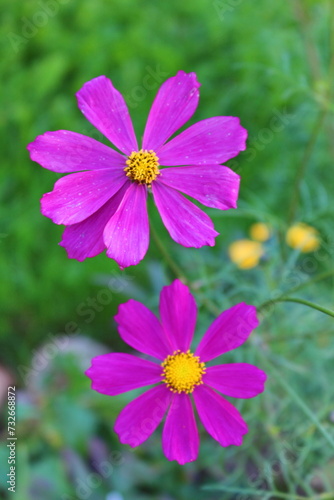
[1,0,334,498]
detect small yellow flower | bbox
[249,222,271,242]
[286,223,320,253]
[228,239,264,269]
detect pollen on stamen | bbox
[161,350,206,394]
[124,149,160,186]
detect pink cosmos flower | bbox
[85,280,267,464]
[27,71,247,268]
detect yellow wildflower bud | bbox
[228,239,264,269]
[250,222,271,242]
[286,223,320,253]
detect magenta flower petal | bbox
[85,353,161,396]
[114,385,172,447]
[158,117,247,166]
[115,299,172,360]
[162,393,199,464]
[152,182,219,247]
[41,169,127,225]
[204,363,267,399]
[195,303,259,362]
[27,130,125,173]
[159,279,197,351]
[142,71,200,151]
[76,76,138,155]
[104,183,149,268]
[59,183,129,261]
[159,165,240,210]
[193,385,248,447]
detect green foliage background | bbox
[0,0,334,499]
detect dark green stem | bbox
[288,0,331,222]
[288,108,327,224]
[150,224,221,316]
[150,223,188,283]
[285,268,334,296]
[258,296,334,318]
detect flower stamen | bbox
[124,149,160,186]
[161,350,206,394]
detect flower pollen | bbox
[125,149,160,186]
[161,350,206,394]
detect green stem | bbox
[288,0,331,223]
[293,0,323,82]
[150,224,221,316]
[150,223,188,283]
[257,269,334,323]
[288,108,327,224]
[285,268,334,296]
[258,296,334,318]
[278,297,334,317]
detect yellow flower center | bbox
[161,350,206,394]
[124,149,160,186]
